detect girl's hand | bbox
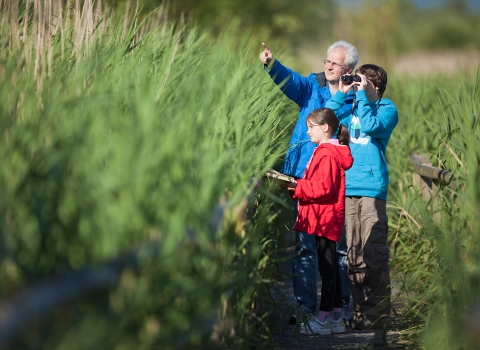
[279,180,297,191]
[285,181,297,191]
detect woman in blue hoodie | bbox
[326,64,398,330]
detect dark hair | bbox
[306,108,350,146]
[355,64,388,98]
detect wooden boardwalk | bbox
[269,248,407,349]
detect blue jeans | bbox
[337,228,350,310]
[292,230,317,315]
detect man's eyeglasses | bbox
[323,59,346,69]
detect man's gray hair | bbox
[327,40,359,70]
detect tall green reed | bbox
[0,1,293,348]
[386,69,480,348]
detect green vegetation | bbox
[1,0,480,349]
[105,0,480,67]
[386,71,480,348]
[0,1,294,348]
[116,0,480,78]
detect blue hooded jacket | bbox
[267,60,355,178]
[326,90,398,200]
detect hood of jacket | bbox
[318,140,354,171]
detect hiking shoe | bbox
[289,310,314,326]
[329,317,346,334]
[299,318,331,335]
[350,313,384,330]
[288,314,297,325]
[341,308,351,326]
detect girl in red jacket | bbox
[285,108,353,335]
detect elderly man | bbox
[260,40,359,327]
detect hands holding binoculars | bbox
[338,73,369,94]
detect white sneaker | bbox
[299,318,331,335]
[329,316,346,334]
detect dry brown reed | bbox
[1,0,170,92]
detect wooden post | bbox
[409,154,454,224]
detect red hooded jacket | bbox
[291,139,353,242]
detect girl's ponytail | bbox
[337,124,350,146]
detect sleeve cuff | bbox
[264,59,277,72]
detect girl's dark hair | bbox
[307,108,350,146]
[355,64,388,98]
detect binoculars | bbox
[340,74,361,84]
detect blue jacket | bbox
[268,60,354,178]
[326,90,398,200]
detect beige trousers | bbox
[345,196,391,317]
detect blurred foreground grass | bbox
[386,69,480,349]
[0,1,295,348]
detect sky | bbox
[412,0,480,11]
[338,0,480,12]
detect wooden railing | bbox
[0,239,165,347]
[409,153,455,195]
[0,180,261,348]
[408,153,455,222]
[408,155,480,345]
